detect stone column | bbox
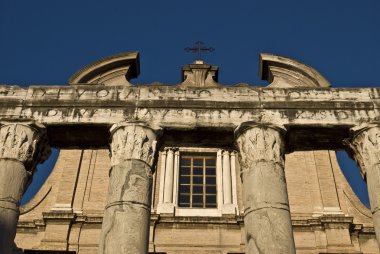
[235,123,295,254]
[216,150,224,209]
[347,125,380,249]
[172,150,180,207]
[230,151,238,208]
[158,150,167,205]
[222,150,232,204]
[163,148,175,203]
[99,122,160,254]
[0,122,50,254]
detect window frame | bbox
[156,147,238,217]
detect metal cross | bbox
[185,41,215,60]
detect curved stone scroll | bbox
[69,52,140,86]
[259,53,331,88]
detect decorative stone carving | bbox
[0,122,50,170]
[109,122,159,167]
[346,125,380,178]
[347,125,380,248]
[236,123,285,171]
[235,123,295,254]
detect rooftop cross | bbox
[184,41,215,61]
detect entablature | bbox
[0,85,379,150]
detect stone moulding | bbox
[259,53,331,88]
[68,52,140,86]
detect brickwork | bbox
[15,149,379,253]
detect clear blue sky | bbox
[1,0,379,206]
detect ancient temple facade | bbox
[0,52,379,253]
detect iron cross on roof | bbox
[185,41,215,61]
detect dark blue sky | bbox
[1,0,378,206]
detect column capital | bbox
[234,121,286,139]
[109,122,162,167]
[235,122,286,169]
[346,124,380,179]
[0,121,50,170]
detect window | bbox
[156,147,238,216]
[178,153,217,208]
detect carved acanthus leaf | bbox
[236,125,285,170]
[0,123,50,170]
[347,126,380,179]
[110,123,159,167]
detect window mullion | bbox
[203,157,206,208]
[190,157,193,208]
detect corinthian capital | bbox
[235,123,286,169]
[0,122,51,170]
[346,125,380,179]
[109,122,161,167]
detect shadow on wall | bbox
[336,151,370,208]
[21,148,59,205]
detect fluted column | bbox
[347,125,380,249]
[235,123,295,254]
[0,122,50,254]
[99,122,161,254]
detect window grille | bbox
[178,153,217,208]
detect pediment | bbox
[69,52,140,86]
[259,53,330,88]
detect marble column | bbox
[0,122,50,254]
[235,123,295,254]
[347,125,380,249]
[99,122,160,254]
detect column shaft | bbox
[0,123,50,254]
[235,124,295,254]
[230,151,238,207]
[222,150,232,204]
[216,150,223,209]
[0,161,28,254]
[172,150,180,206]
[99,123,160,254]
[348,126,380,249]
[163,148,174,203]
[158,150,167,204]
